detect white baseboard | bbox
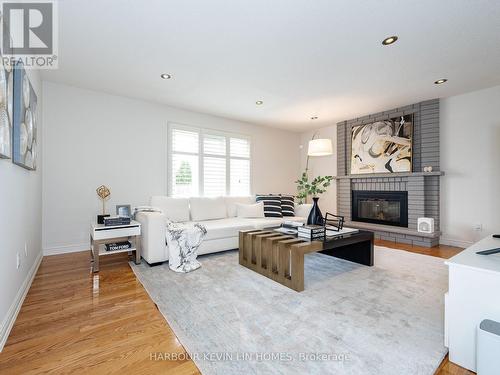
[439,237,474,249]
[43,243,88,256]
[0,250,43,352]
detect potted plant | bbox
[295,172,333,225]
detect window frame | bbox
[167,122,252,197]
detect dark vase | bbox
[97,214,110,224]
[307,197,323,225]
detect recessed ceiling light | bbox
[256,100,263,105]
[434,78,448,85]
[382,36,398,45]
[160,73,172,79]
[311,116,318,120]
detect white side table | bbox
[90,220,141,272]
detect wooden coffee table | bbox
[238,229,373,292]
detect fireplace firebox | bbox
[352,191,408,227]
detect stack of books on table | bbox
[105,241,132,252]
[282,220,304,230]
[103,216,131,226]
[297,225,325,239]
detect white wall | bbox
[0,69,43,350]
[299,126,337,214]
[42,82,301,254]
[440,85,500,247]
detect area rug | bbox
[131,246,448,375]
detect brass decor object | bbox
[96,185,111,214]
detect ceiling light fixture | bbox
[311,116,318,120]
[160,73,172,79]
[255,100,263,105]
[382,36,398,45]
[434,79,448,85]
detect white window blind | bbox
[230,158,250,196]
[172,129,199,153]
[172,154,199,197]
[170,129,199,197]
[203,134,227,196]
[230,137,250,158]
[204,157,226,196]
[169,125,251,197]
[229,138,251,196]
[203,134,226,156]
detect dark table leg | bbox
[320,239,374,266]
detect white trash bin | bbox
[477,319,500,375]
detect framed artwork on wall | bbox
[116,205,132,218]
[350,114,413,174]
[0,46,14,159]
[12,61,38,170]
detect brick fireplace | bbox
[336,99,442,247]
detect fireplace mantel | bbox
[335,171,444,180]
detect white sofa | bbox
[135,196,312,264]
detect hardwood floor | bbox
[0,242,474,374]
[375,239,465,260]
[0,251,200,374]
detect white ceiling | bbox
[42,0,500,132]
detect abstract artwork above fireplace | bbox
[351,114,413,174]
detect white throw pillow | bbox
[190,197,227,221]
[295,203,313,218]
[236,202,265,218]
[224,196,255,217]
[150,196,190,222]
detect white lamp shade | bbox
[308,138,333,156]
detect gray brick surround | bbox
[336,99,442,247]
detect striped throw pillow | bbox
[256,195,282,217]
[281,195,295,216]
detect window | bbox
[170,129,200,197]
[169,124,251,197]
[229,138,251,196]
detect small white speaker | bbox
[417,218,435,233]
[477,320,500,375]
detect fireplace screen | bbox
[359,200,400,222]
[352,191,408,227]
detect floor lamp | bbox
[302,132,333,225]
[305,131,333,173]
